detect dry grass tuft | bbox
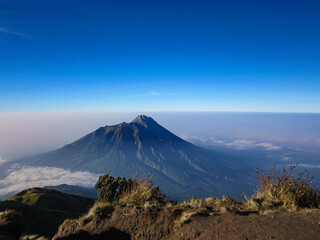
[20,234,49,240]
[78,201,115,226]
[118,175,165,207]
[249,165,320,211]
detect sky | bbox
[0,0,320,112]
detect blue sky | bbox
[0,0,319,112]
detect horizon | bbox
[0,111,319,159]
[0,111,320,199]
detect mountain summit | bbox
[24,115,252,199]
[131,114,155,125]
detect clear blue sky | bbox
[0,0,319,112]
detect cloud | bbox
[0,156,8,165]
[183,136,280,151]
[0,27,28,38]
[281,153,293,161]
[105,92,176,100]
[146,91,176,96]
[0,165,99,196]
[282,156,293,161]
[298,164,320,169]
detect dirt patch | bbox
[167,210,320,240]
[54,206,320,240]
[54,206,183,240]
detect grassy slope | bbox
[1,188,94,238]
[7,188,94,213]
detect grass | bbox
[248,165,320,211]
[0,209,20,221]
[20,235,49,240]
[7,188,43,206]
[176,196,239,211]
[117,175,165,207]
[78,202,115,226]
[95,172,165,207]
[56,166,320,232]
[64,179,163,227]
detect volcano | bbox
[23,115,254,199]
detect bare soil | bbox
[54,207,320,240]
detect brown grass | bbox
[118,175,165,207]
[249,165,320,210]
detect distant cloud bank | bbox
[0,156,8,165]
[183,136,280,151]
[0,165,99,196]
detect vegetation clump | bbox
[249,165,320,210]
[95,172,165,207]
[77,202,115,226]
[95,172,128,202]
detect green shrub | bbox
[95,172,129,202]
[251,165,320,210]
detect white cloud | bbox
[281,153,293,161]
[0,27,28,38]
[146,91,176,96]
[282,156,292,161]
[0,156,8,165]
[298,164,320,169]
[0,165,99,196]
[183,136,280,151]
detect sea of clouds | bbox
[0,164,99,197]
[182,135,281,151]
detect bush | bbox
[251,165,320,210]
[95,172,129,202]
[95,172,165,207]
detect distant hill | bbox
[23,115,255,199]
[7,188,94,213]
[0,188,94,237]
[44,184,98,199]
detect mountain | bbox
[44,184,98,199]
[0,188,94,238]
[23,115,254,199]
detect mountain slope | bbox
[7,188,94,213]
[23,115,254,199]
[0,188,94,237]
